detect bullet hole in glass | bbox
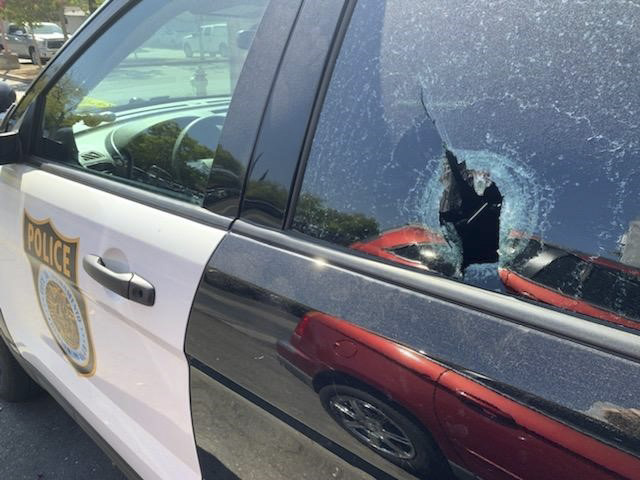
[439,148,503,272]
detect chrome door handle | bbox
[82,254,155,306]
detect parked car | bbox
[4,23,66,64]
[0,1,638,480]
[182,23,229,58]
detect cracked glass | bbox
[293,0,640,334]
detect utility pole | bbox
[58,2,68,40]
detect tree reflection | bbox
[127,120,214,194]
[43,76,88,138]
[294,192,379,246]
[588,402,640,440]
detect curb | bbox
[0,72,35,84]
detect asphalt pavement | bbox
[0,394,125,480]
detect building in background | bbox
[621,219,640,268]
[64,6,88,35]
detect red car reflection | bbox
[499,238,640,331]
[351,226,640,331]
[350,226,460,278]
[351,226,449,269]
[277,312,639,480]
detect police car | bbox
[0,1,639,479]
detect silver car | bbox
[6,23,66,64]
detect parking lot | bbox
[2,58,37,102]
[0,394,124,480]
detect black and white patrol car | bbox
[0,1,639,480]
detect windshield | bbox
[33,24,63,35]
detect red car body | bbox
[350,226,449,271]
[278,312,640,480]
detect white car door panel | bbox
[0,164,225,479]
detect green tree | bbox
[43,74,88,133]
[2,0,58,24]
[294,192,380,245]
[66,0,107,14]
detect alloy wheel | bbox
[329,394,416,459]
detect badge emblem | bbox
[23,211,95,375]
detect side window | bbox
[40,0,268,205]
[292,1,640,333]
[8,25,26,35]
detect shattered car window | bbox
[293,0,640,333]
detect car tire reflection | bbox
[318,384,446,477]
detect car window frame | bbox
[237,0,355,228]
[7,0,300,229]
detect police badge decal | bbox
[23,211,96,376]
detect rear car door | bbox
[186,1,640,480]
[0,0,291,478]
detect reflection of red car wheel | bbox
[319,383,451,478]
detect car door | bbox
[0,0,286,478]
[186,1,640,480]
